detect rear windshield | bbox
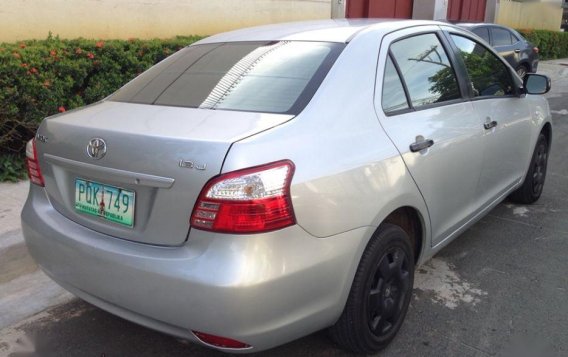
[110,41,344,114]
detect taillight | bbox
[26,138,44,187]
[192,331,251,349]
[191,160,295,234]
[533,47,539,54]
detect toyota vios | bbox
[22,20,551,353]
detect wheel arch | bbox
[541,122,552,150]
[517,61,531,71]
[382,206,425,265]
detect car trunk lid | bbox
[36,101,292,246]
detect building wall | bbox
[0,0,332,43]
[496,0,562,31]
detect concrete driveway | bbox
[1,60,567,356]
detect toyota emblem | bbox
[86,138,107,160]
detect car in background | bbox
[22,19,552,354]
[457,23,539,78]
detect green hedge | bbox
[517,29,568,60]
[0,34,203,180]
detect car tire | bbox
[516,64,529,79]
[329,223,414,354]
[509,133,549,204]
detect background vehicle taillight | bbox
[191,160,295,234]
[26,138,44,187]
[533,47,539,54]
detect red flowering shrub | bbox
[0,34,203,164]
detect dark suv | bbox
[457,23,539,78]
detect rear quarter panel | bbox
[221,27,431,252]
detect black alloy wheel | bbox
[510,133,549,204]
[329,223,414,354]
[531,136,548,196]
[367,246,411,337]
[516,64,528,79]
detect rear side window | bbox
[491,28,513,46]
[389,33,461,108]
[472,27,490,43]
[510,31,521,43]
[450,34,515,97]
[110,41,344,114]
[382,56,409,113]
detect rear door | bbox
[375,26,485,246]
[489,26,520,68]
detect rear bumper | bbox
[21,184,370,352]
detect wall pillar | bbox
[485,0,498,22]
[331,0,347,18]
[413,0,449,20]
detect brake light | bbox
[25,138,44,187]
[191,160,295,234]
[533,47,539,54]
[192,331,251,349]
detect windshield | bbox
[110,41,344,114]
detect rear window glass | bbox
[110,41,344,114]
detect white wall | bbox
[0,0,332,42]
[497,0,562,30]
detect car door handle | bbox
[484,120,498,130]
[514,49,521,53]
[409,137,434,152]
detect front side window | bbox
[450,34,515,97]
[389,33,461,108]
[110,41,343,114]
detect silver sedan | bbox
[22,19,552,353]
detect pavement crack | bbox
[441,335,495,356]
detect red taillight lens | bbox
[191,160,295,234]
[533,47,539,54]
[25,138,44,187]
[192,331,251,349]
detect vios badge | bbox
[86,138,107,160]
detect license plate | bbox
[74,179,135,227]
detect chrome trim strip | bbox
[44,154,175,189]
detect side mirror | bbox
[524,74,551,95]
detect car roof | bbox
[194,19,450,45]
[455,22,525,39]
[456,22,507,29]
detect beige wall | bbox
[0,0,332,43]
[497,0,562,30]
